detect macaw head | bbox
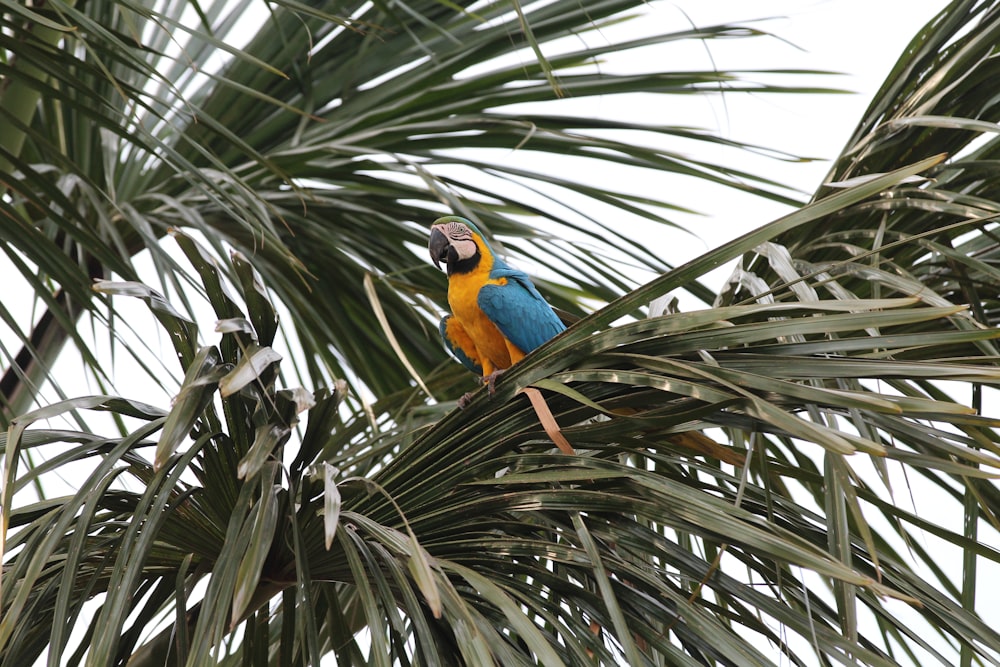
[428,215,494,275]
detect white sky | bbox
[663,0,948,217]
[605,0,953,289]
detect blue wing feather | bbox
[478,264,565,354]
[439,315,483,375]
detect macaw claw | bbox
[456,368,508,410]
[485,368,506,395]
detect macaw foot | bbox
[457,369,508,409]
[484,368,507,395]
[457,391,476,409]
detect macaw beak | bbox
[428,226,451,270]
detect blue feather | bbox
[478,259,566,355]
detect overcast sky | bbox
[666,1,949,214]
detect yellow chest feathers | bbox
[447,266,505,316]
[447,270,518,371]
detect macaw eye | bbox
[447,221,471,240]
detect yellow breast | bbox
[448,269,513,373]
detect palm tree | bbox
[2,0,1000,664]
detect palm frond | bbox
[5,154,999,664]
[6,1,1000,665]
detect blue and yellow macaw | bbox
[428,215,565,404]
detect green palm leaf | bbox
[4,0,1000,665]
